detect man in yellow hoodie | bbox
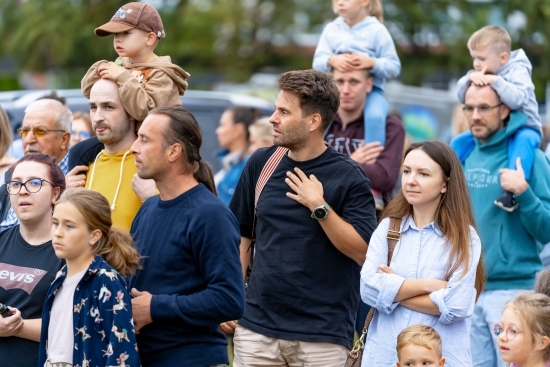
[66,79,155,230]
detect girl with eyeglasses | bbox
[0,153,65,367]
[496,292,550,367]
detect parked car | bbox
[0,89,274,172]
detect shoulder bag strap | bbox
[245,147,289,285]
[254,147,289,206]
[349,217,402,360]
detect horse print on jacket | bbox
[38,256,141,367]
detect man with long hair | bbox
[128,106,245,367]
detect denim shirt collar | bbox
[401,215,443,237]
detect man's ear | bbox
[365,75,374,94]
[499,103,511,120]
[167,143,183,163]
[308,113,323,133]
[439,357,446,367]
[61,131,71,151]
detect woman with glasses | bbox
[70,112,94,147]
[0,153,65,367]
[359,141,484,366]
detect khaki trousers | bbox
[233,325,349,367]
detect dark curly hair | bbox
[277,70,340,130]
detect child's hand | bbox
[329,54,356,72]
[98,62,127,81]
[348,53,375,69]
[483,74,498,84]
[469,66,497,86]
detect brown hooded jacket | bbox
[81,56,190,121]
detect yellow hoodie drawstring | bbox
[87,150,131,211]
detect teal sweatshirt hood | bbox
[465,111,549,290]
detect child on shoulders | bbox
[82,2,189,122]
[313,0,401,148]
[453,25,542,212]
[313,0,401,210]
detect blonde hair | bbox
[0,106,12,159]
[504,292,550,361]
[536,270,550,297]
[55,189,141,278]
[248,118,273,143]
[397,325,443,360]
[467,25,511,53]
[331,0,384,23]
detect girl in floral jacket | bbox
[38,189,141,367]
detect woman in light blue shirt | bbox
[360,141,484,366]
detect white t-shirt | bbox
[46,267,87,364]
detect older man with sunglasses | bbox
[0,99,71,231]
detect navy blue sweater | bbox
[129,183,245,367]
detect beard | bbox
[94,122,131,146]
[273,118,308,151]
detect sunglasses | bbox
[18,127,65,138]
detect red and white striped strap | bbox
[254,147,288,207]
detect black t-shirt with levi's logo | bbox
[0,225,63,367]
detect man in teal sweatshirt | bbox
[455,83,550,367]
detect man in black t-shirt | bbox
[223,70,377,366]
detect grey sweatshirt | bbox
[456,48,541,133]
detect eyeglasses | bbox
[494,323,523,340]
[6,178,54,195]
[71,131,91,139]
[462,103,503,117]
[17,127,66,138]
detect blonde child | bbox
[82,2,189,122]
[396,325,445,367]
[313,0,401,149]
[495,292,550,367]
[536,270,550,297]
[452,25,542,212]
[38,189,141,367]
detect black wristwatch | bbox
[311,202,331,221]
